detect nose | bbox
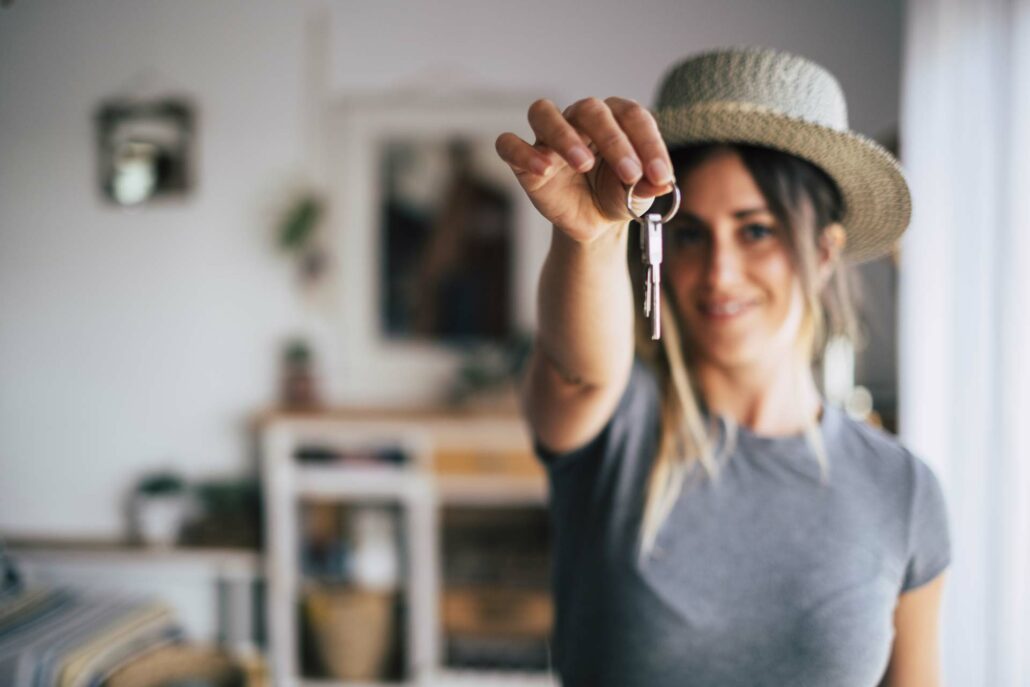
[703,232,743,290]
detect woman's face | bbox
[665,148,805,371]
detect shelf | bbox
[293,467,545,506]
[7,541,259,573]
[295,465,430,500]
[436,476,546,506]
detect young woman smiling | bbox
[496,48,950,686]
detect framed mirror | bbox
[326,94,548,405]
[379,136,514,345]
[95,97,195,207]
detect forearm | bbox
[534,222,636,390]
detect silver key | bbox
[644,265,653,317]
[627,181,680,340]
[641,217,662,338]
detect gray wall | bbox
[0,0,903,537]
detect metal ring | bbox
[626,180,681,223]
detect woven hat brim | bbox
[655,102,911,263]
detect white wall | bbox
[0,0,310,537]
[328,0,902,137]
[0,0,903,537]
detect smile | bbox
[698,299,759,319]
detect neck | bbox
[694,347,822,437]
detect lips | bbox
[697,298,759,320]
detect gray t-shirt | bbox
[535,359,951,687]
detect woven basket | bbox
[303,584,397,681]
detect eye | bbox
[741,223,775,241]
[667,225,706,249]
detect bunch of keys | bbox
[626,181,681,340]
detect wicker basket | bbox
[303,584,397,681]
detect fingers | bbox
[527,98,596,174]
[564,97,642,185]
[605,97,675,194]
[495,131,553,176]
[526,97,674,192]
[499,96,677,222]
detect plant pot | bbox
[133,494,188,547]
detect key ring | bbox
[626,180,681,222]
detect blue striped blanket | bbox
[0,582,183,687]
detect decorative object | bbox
[276,192,328,286]
[348,505,400,590]
[178,478,262,549]
[279,338,323,410]
[131,470,190,547]
[303,583,397,681]
[446,331,532,410]
[95,97,195,207]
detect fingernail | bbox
[648,159,672,184]
[568,146,593,171]
[617,157,642,183]
[531,157,550,175]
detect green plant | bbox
[285,339,312,366]
[448,331,533,405]
[278,194,324,254]
[137,471,186,496]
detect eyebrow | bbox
[677,206,772,223]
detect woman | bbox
[495,48,951,686]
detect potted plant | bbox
[280,339,323,410]
[132,470,189,547]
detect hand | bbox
[495,97,675,243]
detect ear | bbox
[817,223,847,286]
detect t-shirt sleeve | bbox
[901,456,952,592]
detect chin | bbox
[699,349,761,371]
[688,338,764,370]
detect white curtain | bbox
[899,0,1030,684]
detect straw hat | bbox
[653,47,910,263]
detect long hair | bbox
[631,143,859,558]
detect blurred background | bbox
[0,1,1026,686]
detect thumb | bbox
[588,161,658,222]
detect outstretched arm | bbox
[495,97,673,452]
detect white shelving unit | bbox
[260,412,556,687]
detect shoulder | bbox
[827,411,949,539]
[833,410,908,462]
[831,410,937,490]
[829,410,951,589]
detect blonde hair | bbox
[632,143,860,560]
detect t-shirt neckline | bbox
[711,400,843,460]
